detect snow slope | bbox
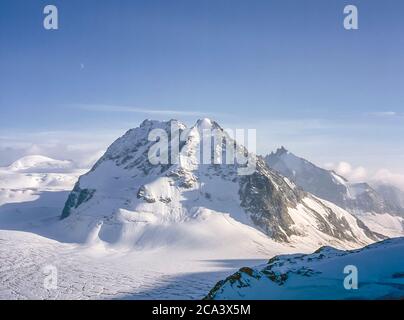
[354,212,404,238]
[206,237,404,300]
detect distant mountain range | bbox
[265,147,404,216]
[265,147,404,238]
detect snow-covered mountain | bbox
[206,237,404,300]
[60,119,380,250]
[7,155,76,173]
[265,148,404,238]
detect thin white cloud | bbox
[372,169,404,191]
[365,111,399,117]
[325,161,404,191]
[325,161,367,182]
[73,104,222,117]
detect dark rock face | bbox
[61,182,95,219]
[136,185,156,203]
[239,157,380,242]
[239,158,304,241]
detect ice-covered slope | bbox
[206,237,404,300]
[60,119,379,250]
[265,148,404,237]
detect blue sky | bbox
[1,0,404,181]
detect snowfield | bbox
[0,229,273,300]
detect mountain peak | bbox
[195,118,222,131]
[275,146,289,156]
[196,118,212,126]
[139,118,185,130]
